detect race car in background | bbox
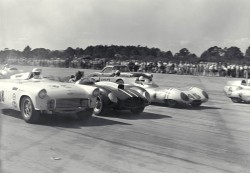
[224,79,250,103]
[88,65,153,84]
[0,72,100,123]
[0,64,23,79]
[76,78,150,116]
[125,77,209,108]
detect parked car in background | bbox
[88,65,153,84]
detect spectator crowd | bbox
[4,57,250,79]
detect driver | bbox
[30,68,42,79]
[2,64,10,70]
[135,76,145,84]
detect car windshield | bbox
[113,66,130,72]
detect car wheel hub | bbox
[94,98,102,113]
[24,100,32,118]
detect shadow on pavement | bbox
[99,110,172,120]
[1,109,131,128]
[150,103,221,110]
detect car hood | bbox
[95,82,143,100]
[2,79,94,98]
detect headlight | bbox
[108,93,118,103]
[92,88,100,97]
[180,92,189,101]
[38,89,47,99]
[143,91,151,101]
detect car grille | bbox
[56,98,89,108]
[124,97,144,108]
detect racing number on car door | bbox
[0,90,4,102]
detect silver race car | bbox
[224,79,250,103]
[126,77,209,107]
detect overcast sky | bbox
[0,0,249,56]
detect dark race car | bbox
[88,65,153,84]
[76,78,151,116]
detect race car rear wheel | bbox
[21,97,41,124]
[116,79,124,84]
[231,97,242,103]
[77,108,93,121]
[131,107,145,114]
[166,99,178,108]
[94,96,108,116]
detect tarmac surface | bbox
[1,66,250,173]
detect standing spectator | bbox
[244,65,249,78]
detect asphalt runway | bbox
[1,66,250,173]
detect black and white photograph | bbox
[0,0,250,172]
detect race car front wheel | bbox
[94,96,108,116]
[21,97,41,124]
[231,97,242,103]
[191,102,202,107]
[131,107,145,114]
[166,99,178,108]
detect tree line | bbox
[1,45,250,64]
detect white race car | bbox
[224,79,250,103]
[0,65,23,79]
[0,72,100,123]
[126,79,209,107]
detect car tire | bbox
[94,96,108,116]
[166,99,178,108]
[131,107,145,114]
[77,108,93,120]
[116,79,124,84]
[191,102,202,107]
[231,97,242,103]
[21,96,41,124]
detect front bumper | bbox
[46,98,91,114]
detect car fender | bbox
[188,87,209,102]
[164,88,182,101]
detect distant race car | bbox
[0,65,23,79]
[76,78,150,115]
[126,77,209,107]
[224,79,250,103]
[88,65,153,84]
[0,72,100,123]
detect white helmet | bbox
[32,68,42,73]
[32,68,42,76]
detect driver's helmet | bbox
[139,76,145,81]
[32,68,42,78]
